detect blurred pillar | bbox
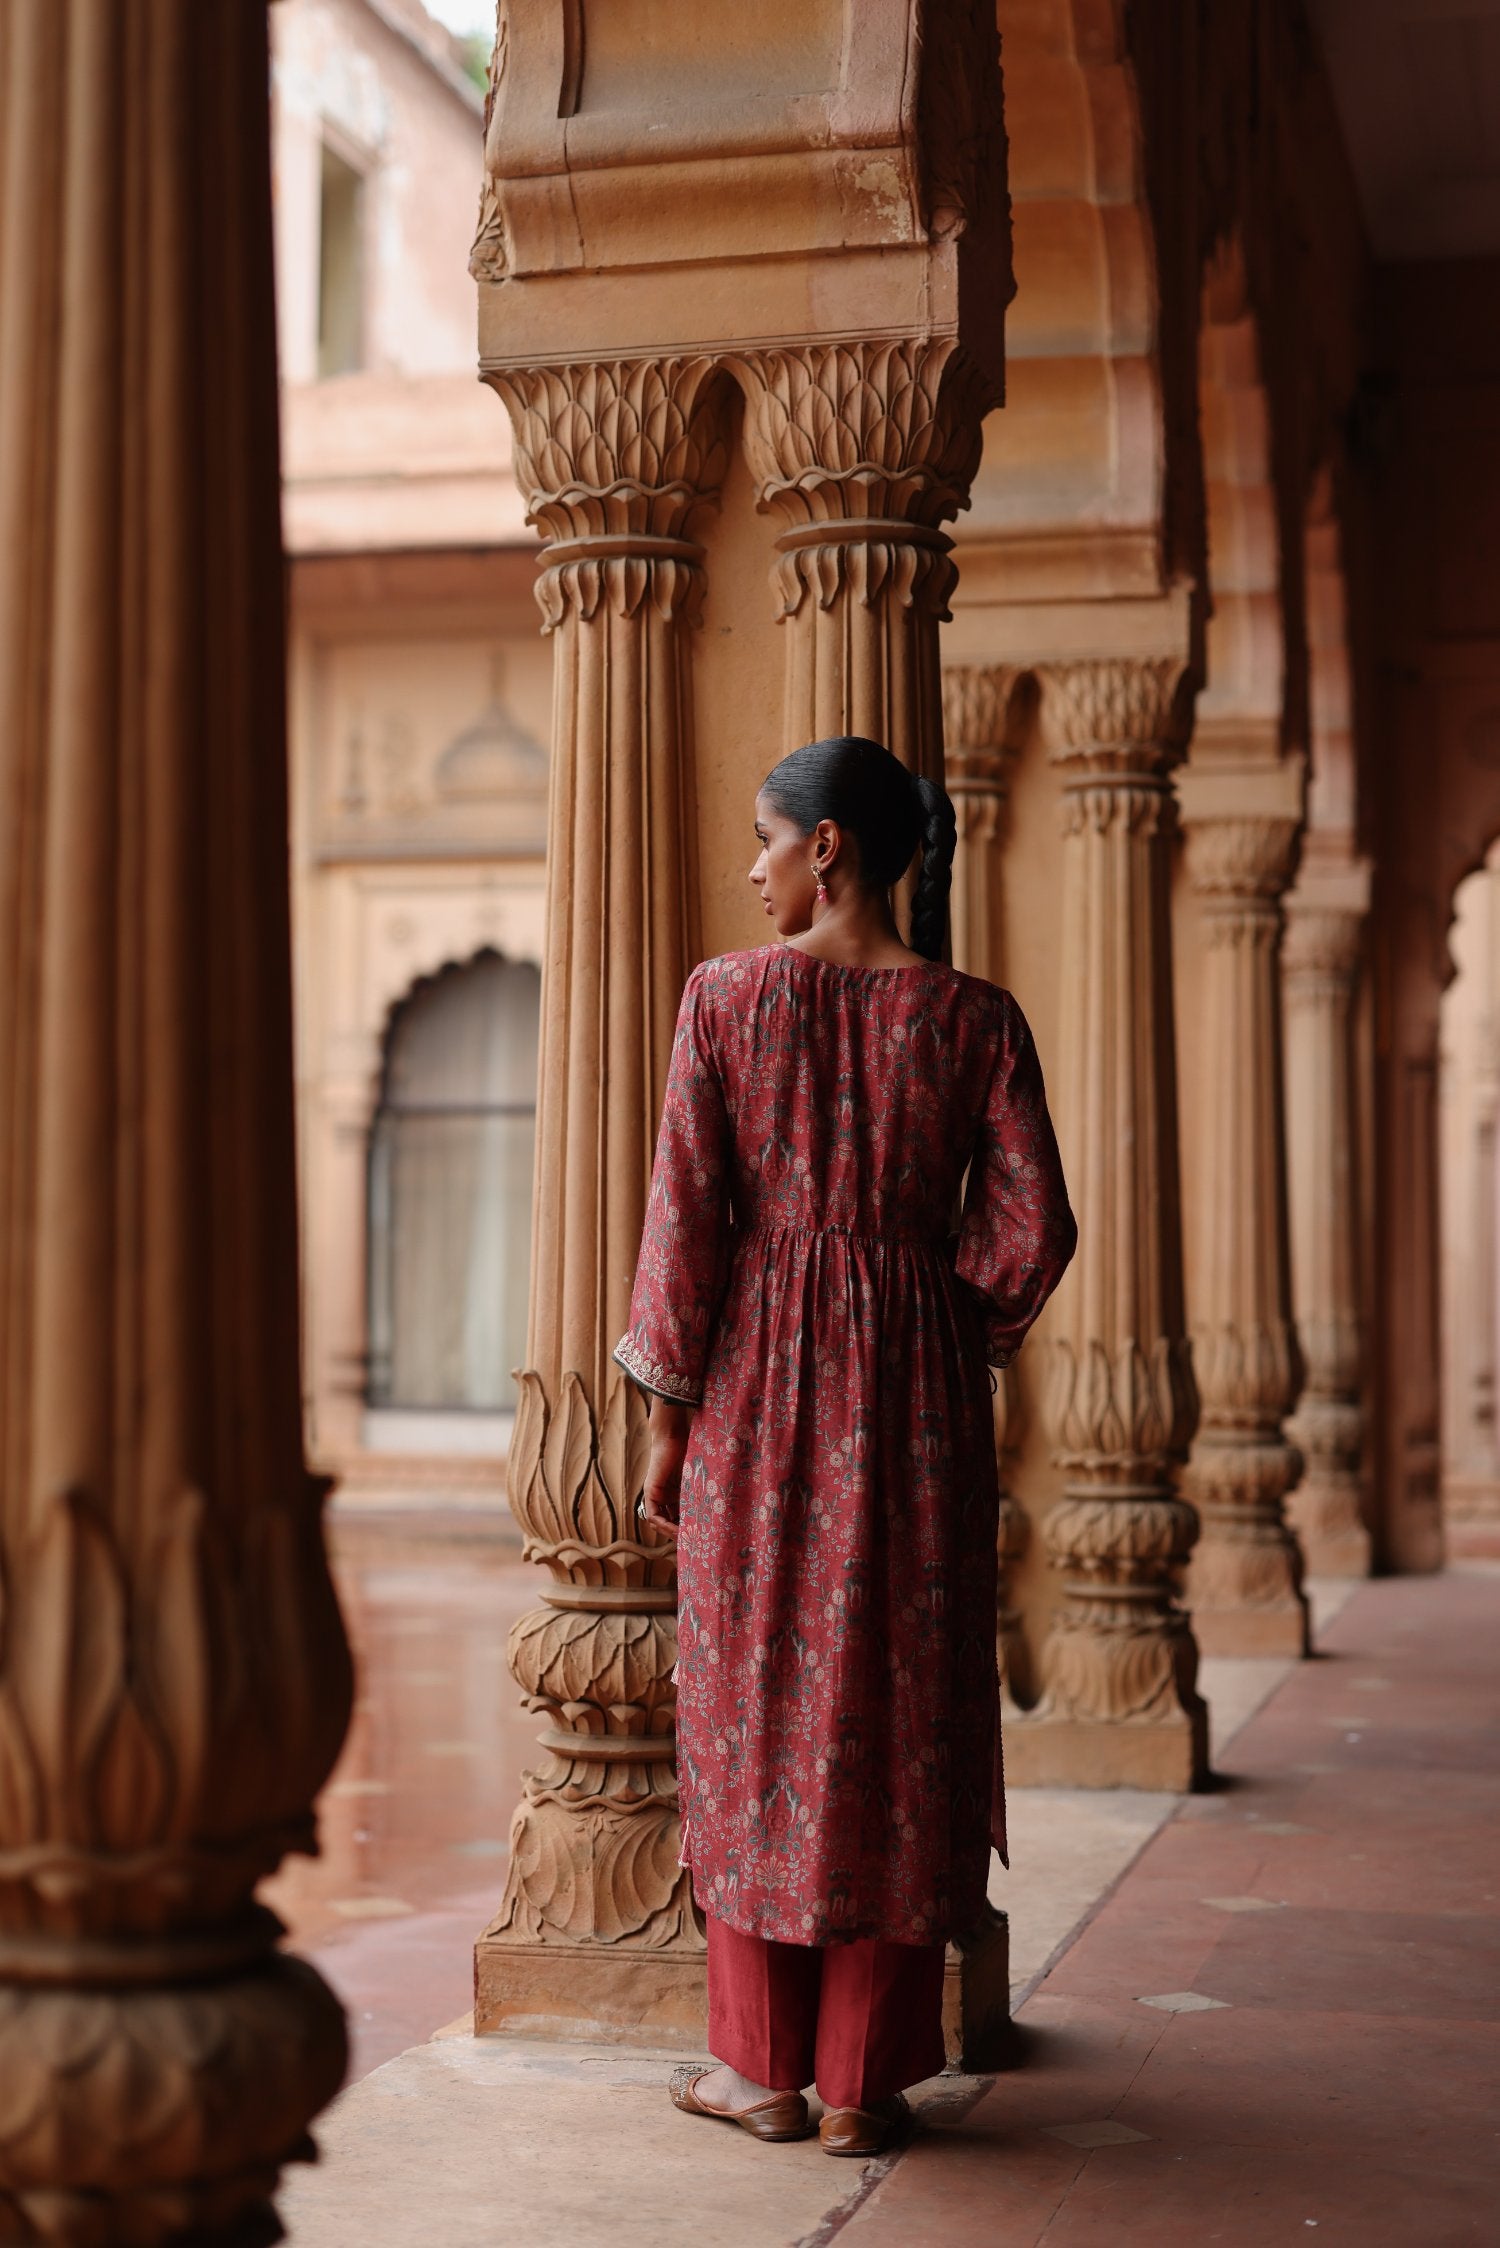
[1282,871,1374,1576]
[1008,658,1209,1791]
[1179,782,1311,1656]
[0,3,351,2238]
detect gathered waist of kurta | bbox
[734,1217,950,1249]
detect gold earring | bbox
[813,860,828,903]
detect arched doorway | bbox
[366,949,540,1421]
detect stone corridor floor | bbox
[275,1531,1500,2245]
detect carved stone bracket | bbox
[1005,660,1208,1791]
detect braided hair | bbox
[759,735,958,962]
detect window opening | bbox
[317,142,365,378]
[367,952,539,1410]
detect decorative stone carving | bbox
[736,340,998,777]
[1180,807,1311,1656]
[495,1371,697,1951]
[0,4,351,2235]
[1006,659,1209,1791]
[469,2,511,284]
[475,357,729,2041]
[1282,895,1373,1575]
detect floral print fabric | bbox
[613,945,1076,1946]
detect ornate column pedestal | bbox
[0,6,352,2238]
[1180,782,1311,1657]
[473,360,729,2045]
[942,663,1031,1704]
[1282,877,1373,1576]
[1007,660,1209,1793]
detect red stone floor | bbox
[842,1566,1500,2248]
[262,1512,538,2082]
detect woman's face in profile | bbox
[750,791,821,938]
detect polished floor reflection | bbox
[262,1510,537,2082]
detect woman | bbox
[612,736,1076,2155]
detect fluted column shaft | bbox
[0,4,351,2238]
[1282,900,1372,1573]
[1181,816,1310,1654]
[1007,661,1208,1792]
[736,341,995,787]
[942,664,1030,1701]
[475,359,729,2037]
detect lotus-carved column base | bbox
[0,1942,345,2248]
[1184,1434,1310,1656]
[476,1368,706,2047]
[1287,1397,1372,1576]
[1006,1485,1209,1792]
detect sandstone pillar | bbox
[1282,876,1373,1575]
[470,0,1011,2059]
[943,663,1029,1699]
[473,360,728,2042]
[0,4,351,2238]
[1007,659,1209,1791]
[1179,787,1311,1655]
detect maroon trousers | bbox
[706,1914,947,2108]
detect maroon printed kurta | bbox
[613,945,1076,1947]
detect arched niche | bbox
[366,948,541,1422]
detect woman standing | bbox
[612,736,1076,2154]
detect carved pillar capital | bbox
[486,356,730,629]
[1037,656,1194,772]
[1184,813,1300,905]
[942,662,1024,791]
[1282,900,1366,986]
[735,339,997,778]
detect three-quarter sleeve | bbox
[612,963,733,1407]
[954,997,1078,1367]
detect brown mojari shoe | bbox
[668,2064,812,2142]
[818,2093,913,2156]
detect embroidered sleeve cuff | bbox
[611,1334,703,1407]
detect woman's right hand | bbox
[641,1397,693,1529]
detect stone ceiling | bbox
[1308,0,1500,259]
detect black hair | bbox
[759,735,958,962]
